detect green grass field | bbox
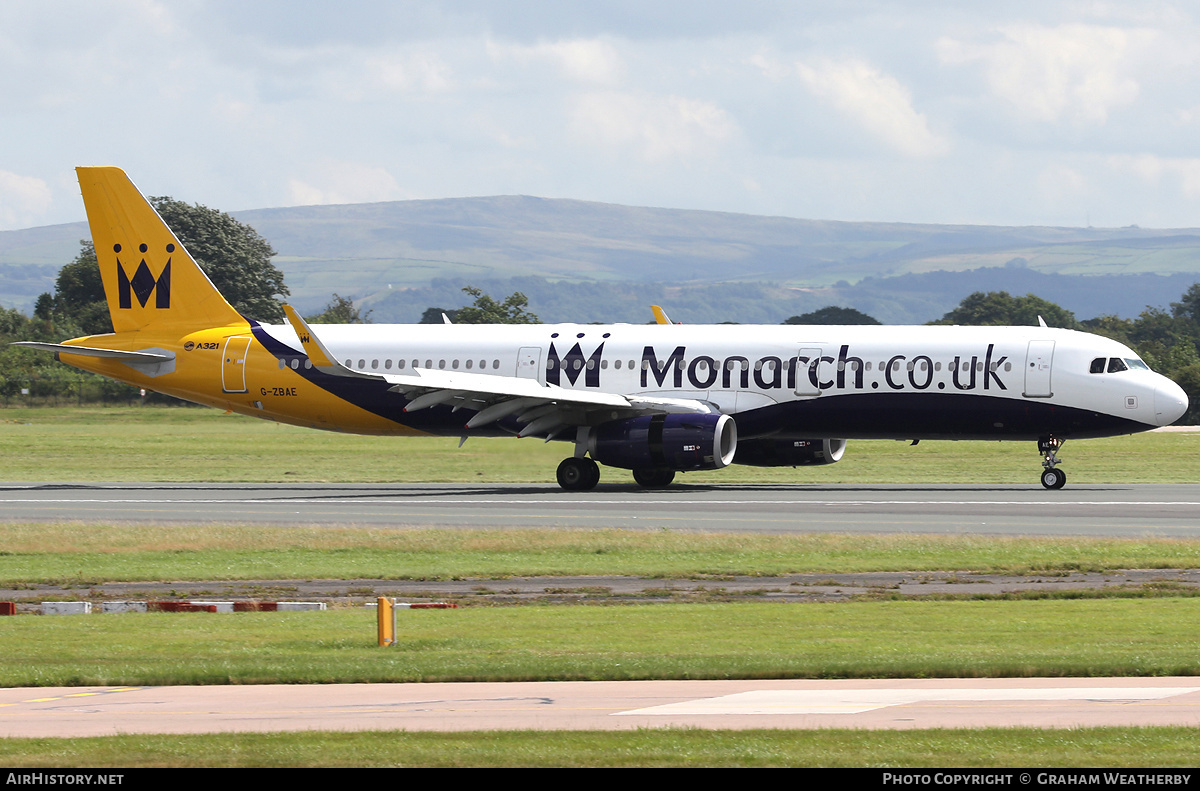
[4,599,1200,687]
[2,728,1199,768]
[5,523,1200,583]
[0,404,1197,484]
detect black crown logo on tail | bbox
[115,242,172,309]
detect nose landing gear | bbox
[1038,435,1066,490]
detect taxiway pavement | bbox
[2,678,1199,736]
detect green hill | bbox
[2,196,1198,324]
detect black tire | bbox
[582,458,601,489]
[633,467,676,488]
[1040,468,1067,490]
[557,458,600,491]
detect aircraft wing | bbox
[282,306,715,439]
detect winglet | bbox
[651,305,672,325]
[282,304,375,379]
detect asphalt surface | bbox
[3,481,1200,536]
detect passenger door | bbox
[222,336,252,393]
[1023,340,1055,398]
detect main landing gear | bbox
[556,457,600,491]
[1038,435,1066,490]
[555,457,678,490]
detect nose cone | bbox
[1154,378,1189,426]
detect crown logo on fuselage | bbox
[114,242,172,309]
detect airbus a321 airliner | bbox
[16,167,1190,490]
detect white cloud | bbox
[795,58,946,158]
[286,162,406,206]
[0,170,52,230]
[1036,163,1088,205]
[1107,153,1200,199]
[570,91,736,163]
[938,24,1152,124]
[490,38,624,85]
[8,2,1200,230]
[364,51,456,95]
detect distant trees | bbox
[444,286,540,324]
[150,196,288,323]
[306,294,371,324]
[932,291,1078,328]
[783,306,881,325]
[419,307,456,324]
[0,305,141,406]
[47,242,111,336]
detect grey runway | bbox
[2,482,1200,536]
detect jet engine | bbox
[589,413,737,472]
[732,437,846,467]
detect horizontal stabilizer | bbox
[12,341,176,377]
[11,341,174,362]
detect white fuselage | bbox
[253,321,1188,441]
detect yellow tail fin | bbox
[76,167,246,334]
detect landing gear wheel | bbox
[582,458,601,489]
[557,457,600,491]
[1037,435,1067,490]
[1040,467,1067,490]
[633,467,676,488]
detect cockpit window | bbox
[1091,356,1149,374]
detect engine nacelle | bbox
[589,413,737,472]
[732,437,847,467]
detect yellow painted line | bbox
[8,688,143,706]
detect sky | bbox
[4,1,1200,232]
